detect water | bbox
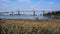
[0,15,51,20]
[0,11,52,20]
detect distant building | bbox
[0,12,9,15]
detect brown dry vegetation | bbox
[0,19,60,34]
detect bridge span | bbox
[0,11,49,16]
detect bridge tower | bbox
[32,8,35,16]
[42,11,45,16]
[17,9,20,15]
[11,11,14,15]
[33,11,35,16]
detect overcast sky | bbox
[0,0,60,12]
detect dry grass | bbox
[0,19,60,34]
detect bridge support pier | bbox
[33,11,35,16]
[42,11,45,16]
[11,11,14,15]
[18,11,20,15]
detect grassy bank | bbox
[0,19,60,34]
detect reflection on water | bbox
[0,15,51,20]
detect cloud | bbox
[0,4,9,8]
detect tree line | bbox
[43,11,60,16]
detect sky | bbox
[0,0,60,12]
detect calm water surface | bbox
[0,15,51,20]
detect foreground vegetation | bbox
[0,19,60,34]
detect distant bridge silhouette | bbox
[0,10,50,16]
[9,11,47,16]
